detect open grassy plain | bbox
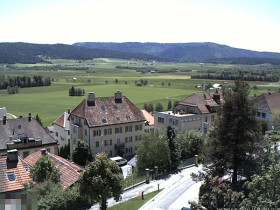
[0,58,279,127]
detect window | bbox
[55,132,58,137]
[125,126,132,132]
[257,112,260,117]
[47,148,51,152]
[135,136,138,141]
[71,116,74,121]
[211,115,215,122]
[93,129,101,136]
[158,117,164,123]
[85,129,87,136]
[104,139,112,146]
[113,105,118,110]
[23,151,30,158]
[262,113,266,118]
[117,138,121,144]
[7,172,16,181]
[126,116,131,121]
[129,136,133,142]
[169,118,172,124]
[101,106,106,111]
[96,141,99,148]
[104,128,112,136]
[24,167,29,172]
[135,124,143,131]
[205,117,208,123]
[126,147,133,153]
[116,117,120,121]
[115,127,122,134]
[102,119,107,124]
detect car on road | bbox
[110,156,127,166]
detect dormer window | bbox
[116,117,120,121]
[126,116,131,121]
[102,119,107,123]
[7,172,16,181]
[101,106,106,111]
[113,105,118,110]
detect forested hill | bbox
[73,42,280,62]
[0,42,163,64]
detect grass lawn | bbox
[108,190,162,210]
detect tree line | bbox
[0,75,51,90]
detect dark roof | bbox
[53,112,70,131]
[0,117,57,151]
[178,92,224,114]
[0,155,32,194]
[255,92,280,113]
[71,96,146,127]
[24,150,83,189]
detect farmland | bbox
[0,58,279,127]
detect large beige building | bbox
[155,91,224,134]
[69,91,146,159]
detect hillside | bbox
[0,42,163,64]
[74,42,280,62]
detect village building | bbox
[155,91,224,134]
[254,91,280,129]
[0,113,58,159]
[69,91,146,159]
[24,149,83,189]
[52,109,71,149]
[141,109,154,133]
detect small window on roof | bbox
[7,172,16,181]
[101,106,106,111]
[113,105,118,110]
[126,116,131,121]
[24,167,29,172]
[102,119,107,123]
[116,117,120,121]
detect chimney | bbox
[28,112,32,122]
[213,92,221,104]
[19,115,23,118]
[3,115,7,125]
[7,149,18,163]
[115,90,122,103]
[87,92,95,106]
[41,148,47,155]
[67,108,71,114]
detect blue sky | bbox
[0,0,279,52]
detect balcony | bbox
[115,142,125,149]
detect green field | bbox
[0,58,279,127]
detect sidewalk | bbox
[89,165,202,209]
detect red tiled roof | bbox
[178,92,224,114]
[255,92,280,113]
[141,110,154,125]
[53,112,70,131]
[71,96,146,127]
[24,151,83,189]
[0,156,32,194]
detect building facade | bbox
[155,91,223,134]
[53,109,71,149]
[70,91,146,159]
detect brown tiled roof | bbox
[0,117,57,151]
[71,96,146,127]
[53,112,70,131]
[24,151,83,189]
[0,156,32,194]
[178,92,224,114]
[141,109,154,125]
[255,92,280,113]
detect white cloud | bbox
[0,0,279,52]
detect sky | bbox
[0,0,280,52]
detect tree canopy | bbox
[72,139,92,166]
[78,152,123,210]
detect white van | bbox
[110,156,127,166]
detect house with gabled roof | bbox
[24,149,83,189]
[255,91,280,129]
[155,91,224,134]
[69,91,146,159]
[0,113,58,159]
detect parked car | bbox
[110,156,127,166]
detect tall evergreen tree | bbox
[167,126,180,170]
[205,80,261,184]
[167,100,172,110]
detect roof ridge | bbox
[48,153,80,175]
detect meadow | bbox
[0,58,279,127]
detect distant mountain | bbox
[74,42,280,62]
[0,42,163,64]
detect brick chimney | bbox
[87,92,95,106]
[115,90,122,103]
[7,149,18,163]
[68,108,71,114]
[28,112,32,122]
[3,115,7,125]
[41,148,47,155]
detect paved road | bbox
[89,166,201,210]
